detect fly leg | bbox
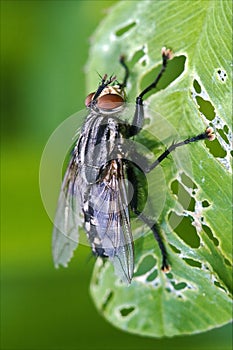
[129,47,172,136]
[134,210,170,272]
[119,55,129,88]
[126,162,170,271]
[124,48,215,272]
[144,127,215,173]
[126,129,214,272]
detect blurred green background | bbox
[1,1,232,349]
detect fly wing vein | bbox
[89,161,134,283]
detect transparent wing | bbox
[88,161,134,284]
[111,176,134,284]
[52,155,82,268]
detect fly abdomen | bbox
[82,159,129,260]
[84,200,119,259]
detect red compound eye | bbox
[85,92,95,107]
[98,94,124,110]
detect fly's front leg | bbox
[119,55,129,88]
[129,47,173,137]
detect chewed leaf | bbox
[52,155,81,267]
[87,0,232,337]
[90,233,232,337]
[52,229,78,268]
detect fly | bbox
[52,48,215,284]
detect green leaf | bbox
[86,0,232,337]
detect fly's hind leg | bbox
[126,124,215,272]
[126,162,170,272]
[134,210,170,272]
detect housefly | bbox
[52,48,215,284]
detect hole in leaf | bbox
[180,172,197,189]
[214,281,227,292]
[140,55,186,98]
[195,96,215,120]
[146,269,158,282]
[134,255,156,276]
[224,258,231,266]
[168,211,200,248]
[223,125,229,134]
[202,225,219,246]
[202,200,210,208]
[171,179,179,194]
[172,281,187,290]
[166,272,173,279]
[193,79,201,94]
[115,22,136,37]
[205,138,227,158]
[130,48,145,67]
[183,258,202,268]
[216,69,227,83]
[169,243,181,253]
[120,306,135,317]
[171,180,195,211]
[218,128,229,144]
[102,290,114,311]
